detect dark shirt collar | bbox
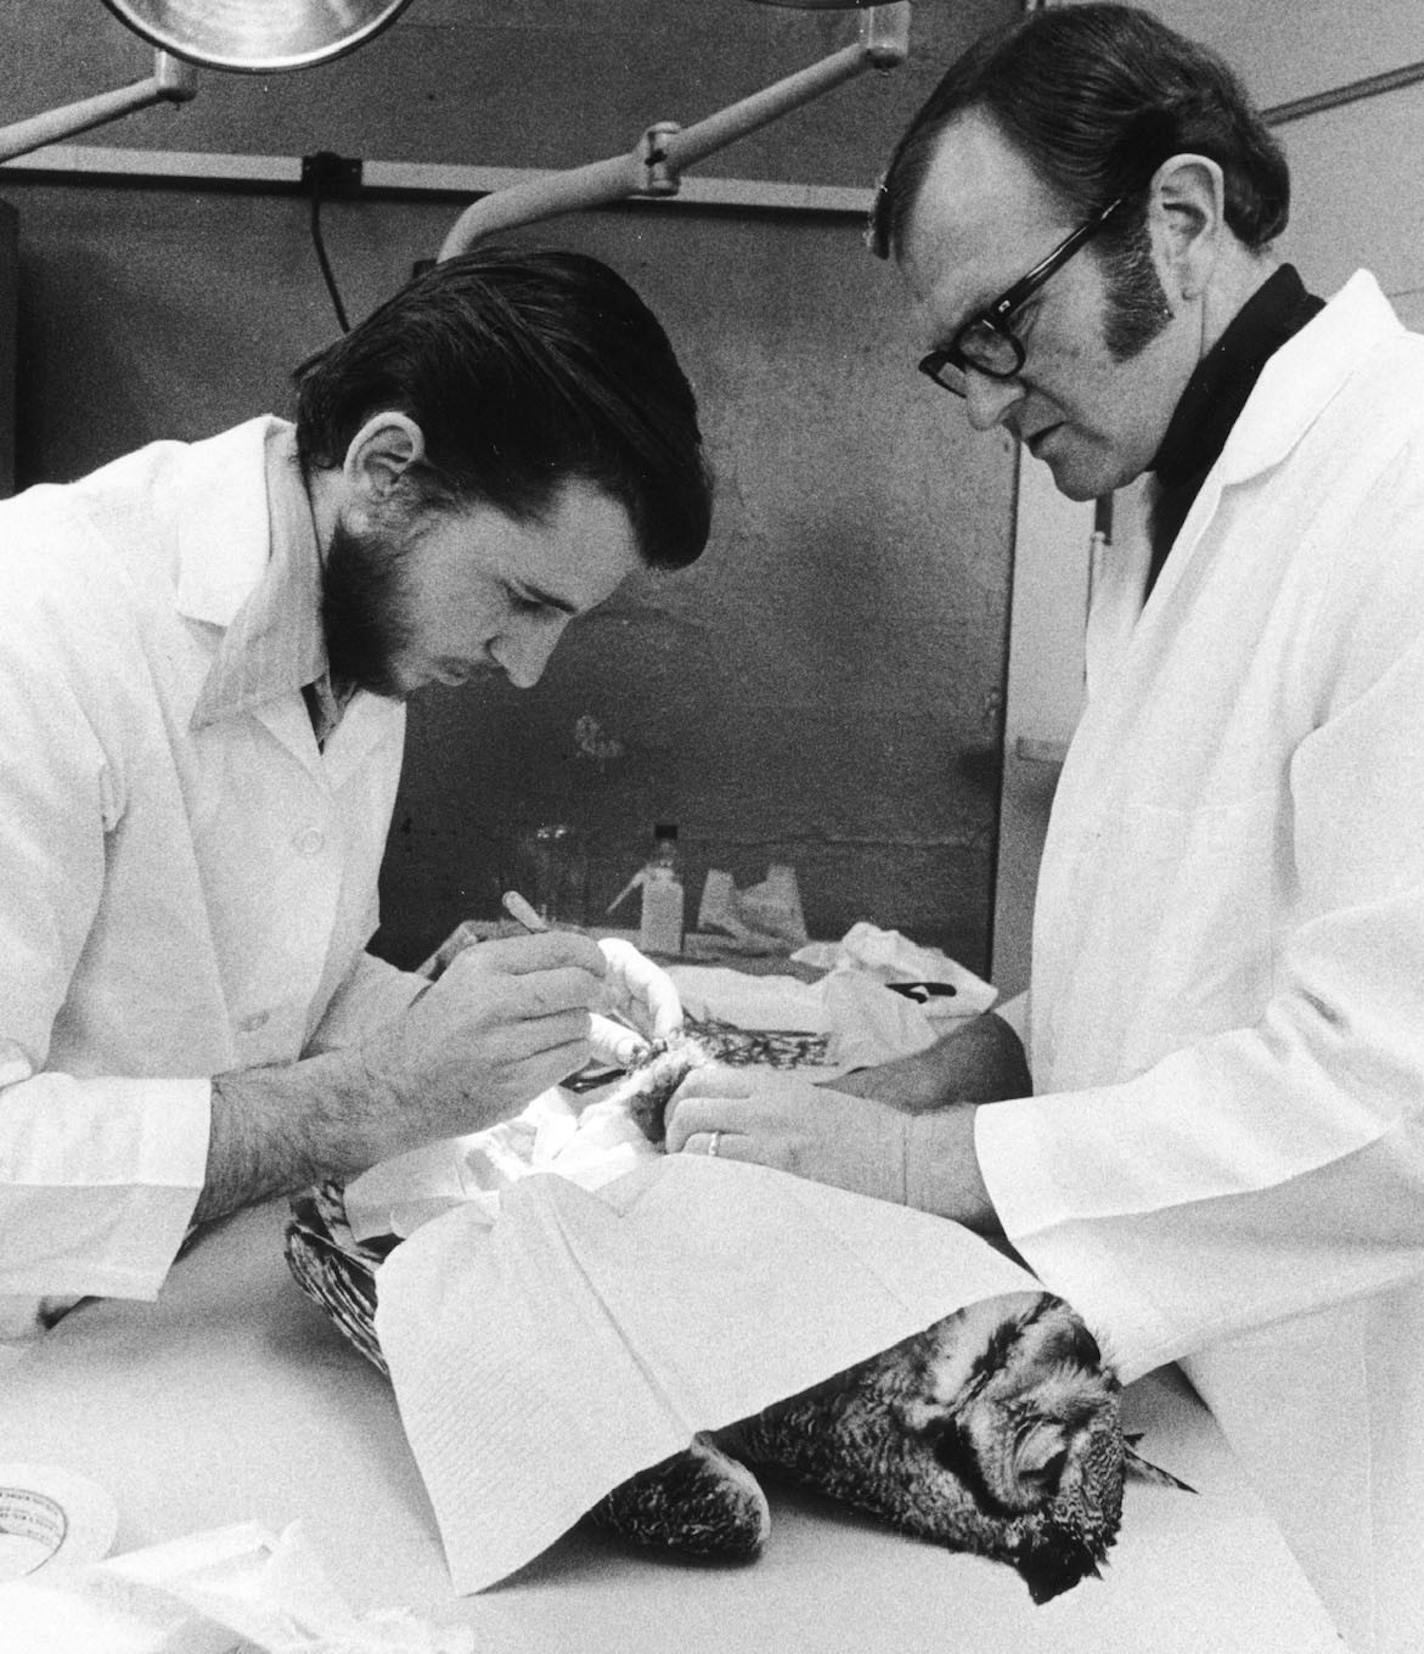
[1145,264,1324,587]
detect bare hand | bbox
[357,931,608,1156]
[663,1066,911,1206]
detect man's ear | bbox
[342,412,427,509]
[1146,153,1227,302]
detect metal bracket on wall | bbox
[300,151,363,199]
[0,142,877,220]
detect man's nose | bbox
[962,367,1025,432]
[492,617,569,689]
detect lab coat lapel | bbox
[320,692,405,790]
[250,697,325,780]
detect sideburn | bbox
[1099,221,1174,362]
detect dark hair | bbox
[870,3,1289,262]
[293,247,712,571]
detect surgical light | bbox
[97,0,416,74]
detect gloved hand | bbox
[589,937,683,1068]
[663,1064,999,1229]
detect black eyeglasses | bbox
[918,196,1127,398]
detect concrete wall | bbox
[0,0,1020,970]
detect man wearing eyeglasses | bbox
[666,6,1424,1646]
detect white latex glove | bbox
[588,936,683,1068]
[663,1066,910,1206]
[664,1065,999,1229]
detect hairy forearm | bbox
[194,1046,396,1226]
[191,931,620,1228]
[832,1012,1032,1113]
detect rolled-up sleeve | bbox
[0,1070,209,1299]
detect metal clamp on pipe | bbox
[438,3,912,261]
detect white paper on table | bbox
[372,1154,1039,1596]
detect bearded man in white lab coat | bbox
[0,248,705,1347]
[665,7,1424,1648]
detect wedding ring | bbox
[708,1131,722,1158]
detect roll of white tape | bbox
[0,1464,118,1580]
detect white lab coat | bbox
[975,272,1424,1652]
[0,419,416,1321]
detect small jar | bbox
[514,822,588,929]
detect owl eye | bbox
[1021,1447,1069,1495]
[1012,1421,1071,1497]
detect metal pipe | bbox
[661,41,871,171]
[437,151,651,255]
[0,50,196,165]
[1263,57,1424,127]
[438,4,910,261]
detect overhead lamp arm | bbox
[0,49,197,166]
[438,3,911,262]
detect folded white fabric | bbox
[794,922,998,1014]
[0,1520,474,1653]
[670,922,997,1073]
[372,1155,1038,1595]
[343,1085,652,1244]
[664,966,830,1034]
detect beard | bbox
[320,505,420,701]
[1100,220,1174,362]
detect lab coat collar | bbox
[189,420,327,731]
[1138,272,1403,623]
[1088,273,1404,698]
[1215,270,1403,487]
[173,418,290,631]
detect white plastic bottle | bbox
[638,824,685,956]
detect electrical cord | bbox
[308,181,351,333]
